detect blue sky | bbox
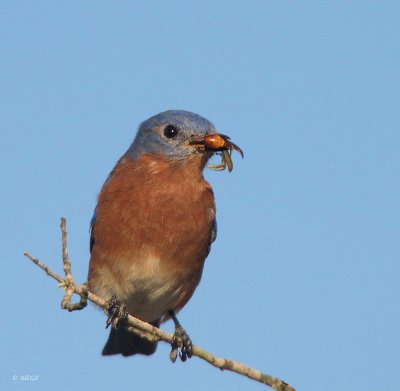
[2,2,399,391]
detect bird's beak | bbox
[189,133,244,172]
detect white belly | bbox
[94,255,183,322]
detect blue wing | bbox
[206,218,217,256]
[89,211,96,253]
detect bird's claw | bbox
[170,326,193,363]
[106,296,128,329]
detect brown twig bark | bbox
[24,218,295,391]
[59,217,88,311]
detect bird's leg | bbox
[105,296,128,329]
[168,310,193,362]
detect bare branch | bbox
[59,217,88,311]
[24,218,296,391]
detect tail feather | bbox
[102,319,160,357]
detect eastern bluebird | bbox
[88,110,242,358]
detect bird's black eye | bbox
[164,125,179,139]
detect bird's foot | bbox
[170,326,193,363]
[105,296,128,329]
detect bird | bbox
[87,110,243,359]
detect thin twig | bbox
[59,217,88,311]
[24,218,296,391]
[61,217,72,281]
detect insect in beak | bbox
[190,133,244,172]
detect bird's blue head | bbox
[126,110,217,160]
[124,110,243,171]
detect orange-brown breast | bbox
[88,153,216,322]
